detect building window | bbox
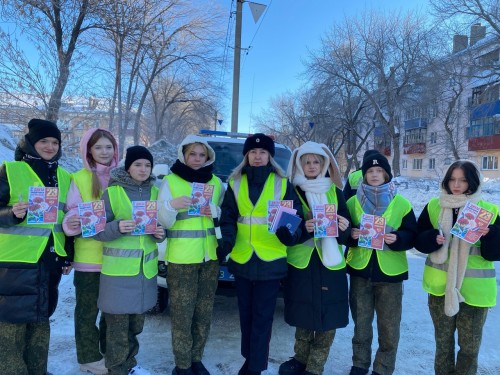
[402,159,407,169]
[481,156,498,170]
[430,132,437,144]
[413,159,423,170]
[429,158,435,170]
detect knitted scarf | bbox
[356,181,397,216]
[293,173,342,267]
[430,188,481,317]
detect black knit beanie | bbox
[27,118,61,145]
[362,149,382,163]
[125,145,154,171]
[361,152,392,180]
[242,133,275,157]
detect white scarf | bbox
[431,188,481,317]
[288,142,343,267]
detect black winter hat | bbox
[242,133,275,157]
[27,118,61,145]
[362,149,382,163]
[361,152,393,180]
[125,145,154,171]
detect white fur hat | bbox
[287,141,343,189]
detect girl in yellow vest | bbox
[157,135,224,375]
[219,133,304,375]
[63,128,119,375]
[415,160,500,375]
[279,142,351,375]
[346,151,417,375]
[0,119,71,375]
[93,146,165,375]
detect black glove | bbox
[276,226,296,246]
[216,242,232,265]
[158,261,167,278]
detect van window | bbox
[208,141,291,182]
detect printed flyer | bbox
[131,200,158,235]
[78,200,106,238]
[267,200,294,232]
[358,213,386,250]
[450,201,494,244]
[27,186,59,224]
[270,204,297,233]
[188,183,214,216]
[312,204,338,238]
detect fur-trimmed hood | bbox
[287,141,343,189]
[177,134,216,167]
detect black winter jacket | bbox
[0,138,68,323]
[220,165,304,281]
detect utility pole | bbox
[231,0,243,132]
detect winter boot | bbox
[128,365,151,375]
[191,361,210,375]
[79,358,107,375]
[279,357,306,375]
[237,360,248,375]
[349,366,368,375]
[371,372,382,375]
[172,366,194,375]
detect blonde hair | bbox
[183,142,209,161]
[300,153,325,171]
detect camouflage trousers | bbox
[293,327,335,375]
[74,271,106,364]
[0,321,50,375]
[428,294,488,375]
[349,276,403,375]
[167,260,219,369]
[103,312,145,375]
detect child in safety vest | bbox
[346,151,417,375]
[415,160,500,375]
[0,119,72,374]
[63,128,119,375]
[94,145,165,375]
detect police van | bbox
[153,130,292,311]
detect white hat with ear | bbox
[287,141,343,189]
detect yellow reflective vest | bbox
[229,173,288,264]
[423,198,498,307]
[287,186,345,270]
[346,194,411,276]
[0,161,70,263]
[72,169,103,265]
[348,170,363,190]
[101,185,158,279]
[164,173,222,264]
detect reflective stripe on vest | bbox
[0,161,69,263]
[287,186,346,270]
[422,198,498,307]
[72,169,104,265]
[164,174,222,264]
[101,185,159,278]
[229,173,287,264]
[346,194,411,276]
[348,170,363,190]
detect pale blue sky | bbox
[216,0,429,134]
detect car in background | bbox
[152,130,292,312]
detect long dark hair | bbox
[441,160,480,195]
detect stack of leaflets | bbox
[188,182,214,216]
[358,213,386,250]
[450,201,494,244]
[131,200,158,235]
[27,186,59,224]
[271,205,301,234]
[312,203,338,238]
[78,200,106,238]
[267,200,294,233]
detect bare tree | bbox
[0,0,99,121]
[430,0,500,37]
[307,9,433,176]
[95,0,224,155]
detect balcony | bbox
[404,117,428,130]
[468,134,500,151]
[403,143,426,154]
